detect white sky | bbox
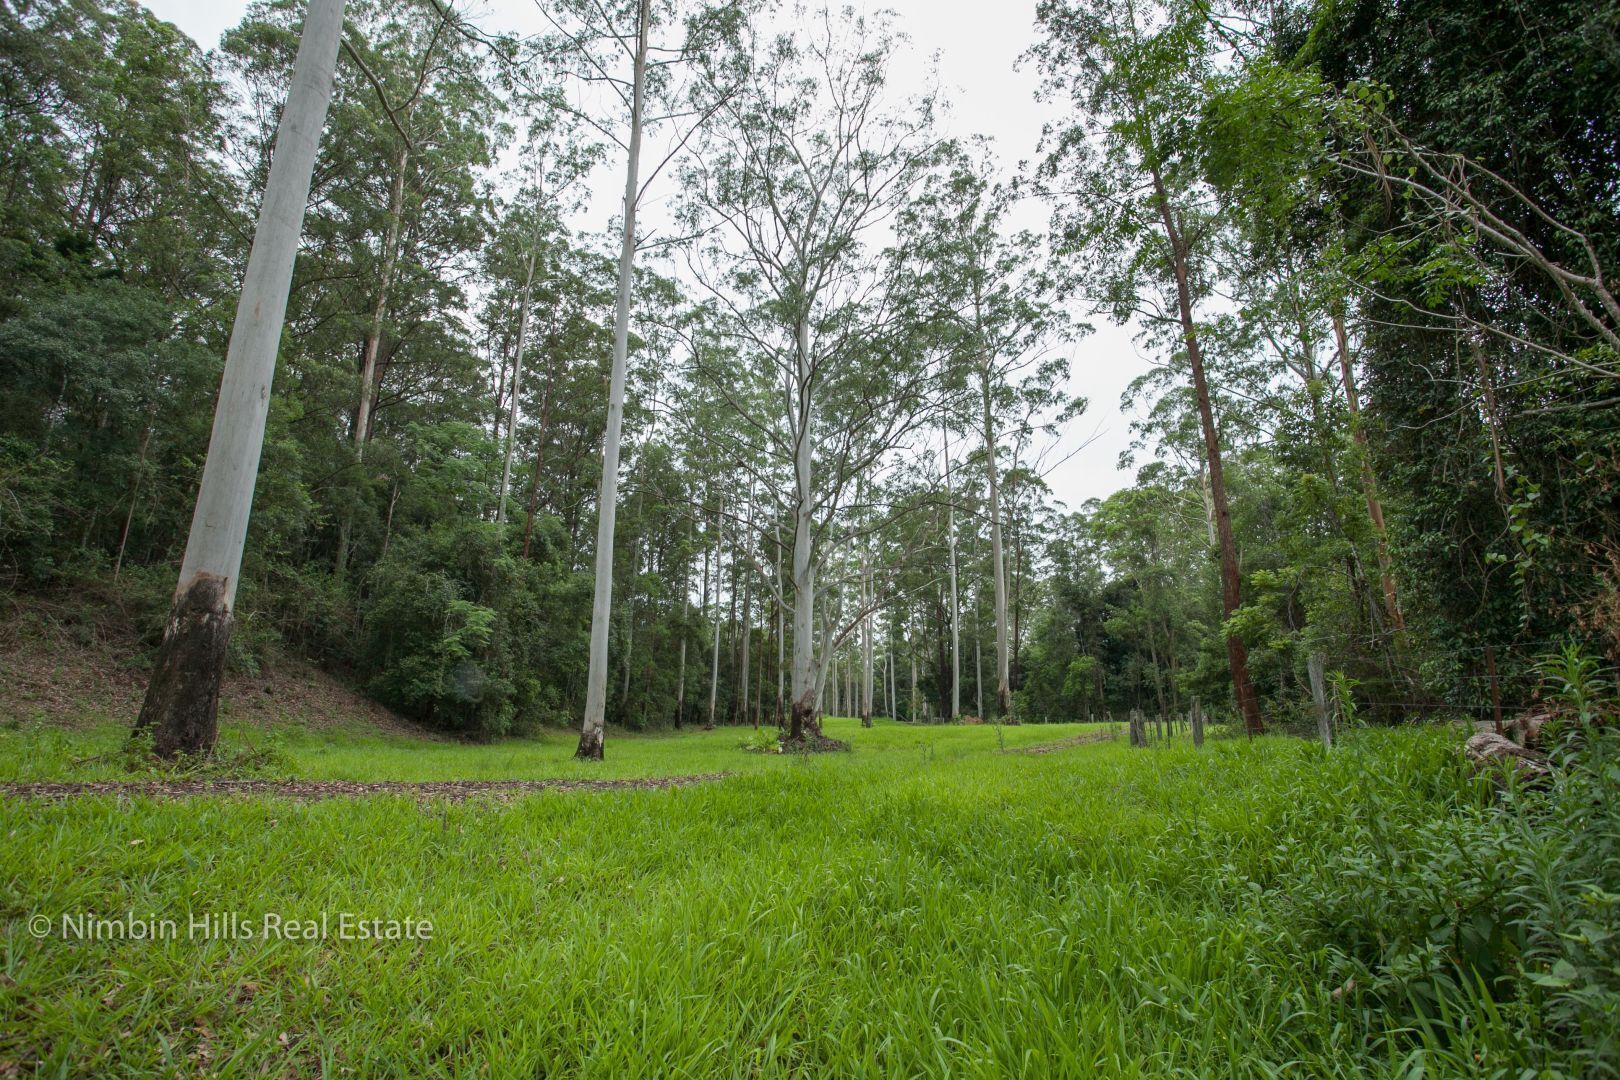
[140,0,1156,512]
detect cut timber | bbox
[1464,732,1551,786]
[1505,710,1556,751]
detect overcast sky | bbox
[140,0,1157,512]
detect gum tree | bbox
[1031,0,1265,733]
[540,0,746,759]
[135,0,345,757]
[680,8,940,741]
[897,141,1084,720]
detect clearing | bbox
[0,717,1500,1077]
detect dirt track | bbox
[1009,729,1121,754]
[0,775,727,803]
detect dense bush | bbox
[360,521,584,737]
[1269,659,1620,1074]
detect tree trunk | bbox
[497,242,539,522]
[708,496,724,729]
[860,553,874,727]
[675,517,690,727]
[520,355,557,558]
[136,0,343,758]
[942,423,961,720]
[788,312,821,741]
[737,482,755,726]
[113,421,154,581]
[774,521,785,727]
[1149,165,1263,736]
[577,0,649,761]
[978,358,1012,719]
[1333,313,1405,633]
[908,618,918,723]
[353,144,410,460]
[336,139,409,577]
[620,531,637,717]
[974,616,983,720]
[887,636,896,721]
[1307,652,1332,750]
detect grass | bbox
[0,716,1101,782]
[0,719,1534,1076]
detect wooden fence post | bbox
[1307,653,1332,750]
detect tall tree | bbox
[545,0,744,759]
[1032,0,1264,733]
[898,142,1083,720]
[135,0,344,757]
[682,8,939,740]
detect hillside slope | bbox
[1,588,420,736]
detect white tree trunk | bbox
[708,496,724,727]
[737,481,755,727]
[577,0,649,759]
[975,621,983,720]
[788,313,820,739]
[942,424,960,720]
[675,516,691,725]
[774,521,785,726]
[496,244,539,522]
[860,554,873,727]
[136,0,344,757]
[979,360,1011,718]
[908,615,918,723]
[887,638,896,720]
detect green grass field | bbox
[0,716,1104,783]
[0,720,1547,1076]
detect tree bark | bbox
[1149,165,1264,736]
[860,552,874,727]
[738,484,755,727]
[113,421,153,581]
[977,356,1012,719]
[497,242,539,522]
[707,496,724,728]
[136,0,344,757]
[577,0,649,761]
[520,353,557,558]
[1307,652,1332,750]
[942,423,960,720]
[788,311,822,741]
[774,521,785,727]
[675,517,690,727]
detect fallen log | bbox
[1464,731,1551,786]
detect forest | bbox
[2,0,1619,1074]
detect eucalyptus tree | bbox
[539,0,747,759]
[220,0,503,578]
[897,142,1083,720]
[1032,0,1265,733]
[135,0,344,757]
[680,8,941,739]
[489,133,600,522]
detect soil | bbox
[0,774,728,803]
[778,733,852,754]
[1,589,432,738]
[1010,729,1120,754]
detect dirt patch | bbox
[779,733,852,754]
[0,774,727,803]
[1,592,429,738]
[1010,729,1119,755]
